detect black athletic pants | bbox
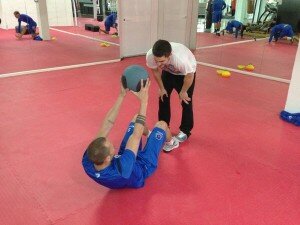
[159,70,196,137]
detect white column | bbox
[187,0,198,50]
[93,0,97,19]
[35,0,50,40]
[102,0,106,17]
[284,43,300,113]
[0,0,4,29]
[235,0,248,23]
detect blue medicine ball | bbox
[121,65,149,92]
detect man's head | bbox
[14,11,20,19]
[87,137,115,166]
[152,39,172,69]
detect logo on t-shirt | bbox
[155,131,164,140]
[95,173,100,178]
[162,64,182,75]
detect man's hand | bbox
[132,79,150,103]
[159,88,168,102]
[179,91,191,104]
[120,83,128,97]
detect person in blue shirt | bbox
[223,20,246,38]
[100,12,118,35]
[212,0,226,36]
[82,77,178,189]
[14,11,40,40]
[269,24,294,43]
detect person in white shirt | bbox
[146,40,197,152]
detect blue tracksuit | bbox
[82,123,166,189]
[104,13,117,32]
[269,24,294,42]
[18,14,37,34]
[212,0,226,23]
[225,20,243,38]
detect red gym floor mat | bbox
[0,56,299,225]
[195,38,298,80]
[0,28,119,75]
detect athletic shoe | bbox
[34,35,43,41]
[280,110,300,126]
[175,131,188,143]
[163,137,179,153]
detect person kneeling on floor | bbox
[14,11,42,41]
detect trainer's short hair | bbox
[152,39,172,57]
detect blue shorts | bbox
[26,24,36,34]
[118,122,166,178]
[212,11,222,23]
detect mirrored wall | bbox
[0,0,120,75]
[195,0,299,80]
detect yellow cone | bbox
[237,65,245,70]
[245,64,255,71]
[216,70,224,75]
[221,71,231,77]
[100,42,110,47]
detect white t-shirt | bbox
[146,42,197,75]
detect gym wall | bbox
[0,0,73,29]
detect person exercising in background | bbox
[14,11,39,40]
[269,24,294,43]
[223,20,246,38]
[212,0,226,36]
[100,12,118,35]
[82,78,179,189]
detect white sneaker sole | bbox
[163,143,179,153]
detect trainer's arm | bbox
[151,68,164,90]
[97,86,127,138]
[181,73,194,93]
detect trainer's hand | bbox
[159,88,168,102]
[179,91,191,104]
